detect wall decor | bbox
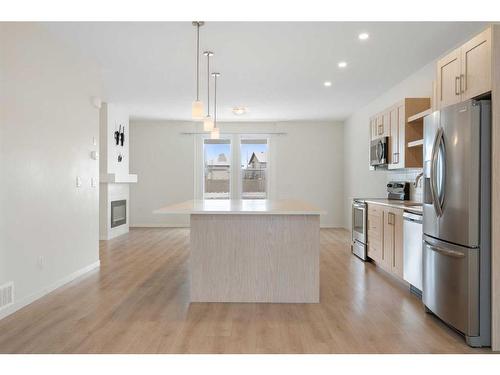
[120,126,125,147]
[118,153,123,163]
[114,125,121,145]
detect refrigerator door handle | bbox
[436,129,446,214]
[430,127,444,217]
[424,241,465,258]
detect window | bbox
[240,139,268,199]
[198,135,271,200]
[203,138,231,199]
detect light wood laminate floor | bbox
[0,228,488,353]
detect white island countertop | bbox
[154,199,325,215]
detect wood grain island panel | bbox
[155,199,322,303]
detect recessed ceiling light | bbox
[338,61,347,68]
[232,106,247,115]
[323,81,332,87]
[358,32,369,40]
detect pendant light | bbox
[211,72,221,139]
[191,21,204,120]
[203,51,214,131]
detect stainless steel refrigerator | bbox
[422,99,491,347]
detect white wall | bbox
[129,120,344,227]
[0,24,101,318]
[342,62,435,228]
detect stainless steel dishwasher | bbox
[403,211,423,296]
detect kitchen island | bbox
[154,199,322,303]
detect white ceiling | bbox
[43,22,486,122]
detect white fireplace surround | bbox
[99,102,137,240]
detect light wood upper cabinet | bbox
[370,98,429,170]
[437,48,462,109]
[461,27,492,101]
[437,27,492,109]
[388,104,404,169]
[370,117,377,140]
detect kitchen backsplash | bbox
[387,168,423,202]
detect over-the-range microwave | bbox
[370,136,389,166]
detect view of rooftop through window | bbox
[203,138,268,199]
[241,139,268,199]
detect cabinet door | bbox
[382,112,390,137]
[390,209,404,278]
[375,114,384,138]
[381,208,394,271]
[397,103,406,168]
[369,117,377,140]
[388,106,401,169]
[437,48,462,109]
[367,204,383,262]
[461,27,491,100]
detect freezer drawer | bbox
[422,235,479,337]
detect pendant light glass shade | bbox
[210,127,220,139]
[192,100,204,120]
[203,115,214,131]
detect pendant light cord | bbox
[196,23,200,101]
[207,54,210,116]
[213,74,217,128]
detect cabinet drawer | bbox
[368,204,383,217]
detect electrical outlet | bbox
[76,176,82,188]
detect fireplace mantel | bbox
[100,173,138,184]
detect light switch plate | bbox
[91,151,99,160]
[92,136,97,146]
[91,177,97,187]
[76,176,82,188]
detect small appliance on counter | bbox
[386,181,410,200]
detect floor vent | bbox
[0,282,14,310]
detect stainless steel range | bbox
[351,200,367,260]
[351,181,410,261]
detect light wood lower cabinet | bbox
[367,204,383,262]
[367,203,404,280]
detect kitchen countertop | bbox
[154,199,325,215]
[356,198,423,214]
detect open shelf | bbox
[408,108,432,123]
[407,139,424,148]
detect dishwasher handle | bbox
[403,212,422,224]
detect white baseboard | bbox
[0,260,100,321]
[130,223,344,229]
[130,223,190,228]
